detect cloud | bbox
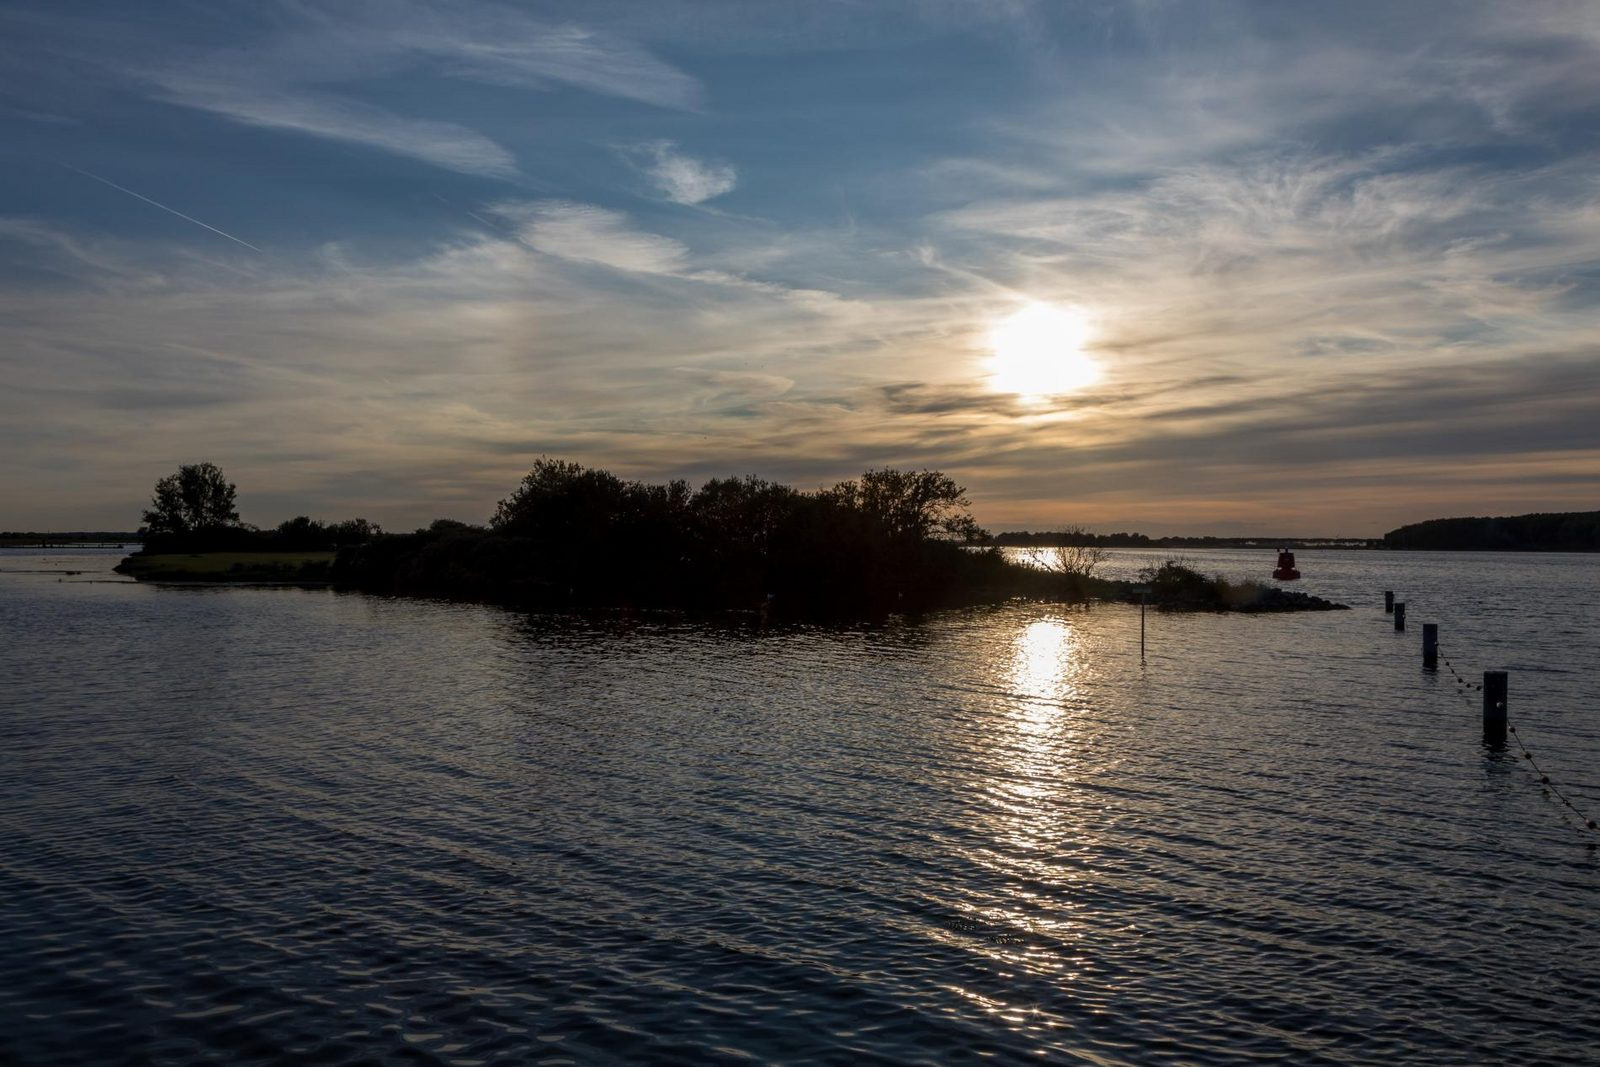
[0,218,152,284]
[933,149,1600,384]
[0,212,875,528]
[430,19,705,110]
[495,200,690,273]
[26,1,707,178]
[8,197,1600,534]
[486,201,856,320]
[674,368,795,411]
[148,74,520,179]
[628,141,738,204]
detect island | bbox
[115,460,1348,618]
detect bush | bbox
[1134,559,1344,613]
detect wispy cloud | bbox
[147,74,520,179]
[0,210,875,526]
[45,1,707,178]
[626,140,738,204]
[425,18,705,110]
[497,200,690,273]
[0,218,155,284]
[489,201,857,318]
[11,191,1595,533]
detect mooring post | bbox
[1422,623,1438,671]
[1393,601,1406,632]
[1483,671,1508,745]
[1384,590,1394,614]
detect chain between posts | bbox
[1437,646,1481,696]
[1430,640,1600,840]
[1506,723,1600,835]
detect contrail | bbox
[59,162,263,253]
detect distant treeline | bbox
[333,461,1071,619]
[992,531,1378,549]
[1382,511,1600,552]
[1,531,142,545]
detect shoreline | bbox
[113,550,1349,617]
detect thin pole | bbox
[1140,592,1146,663]
[1422,623,1438,671]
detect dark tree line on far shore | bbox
[992,530,1380,549]
[1,531,141,545]
[1381,510,1600,551]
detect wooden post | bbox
[1393,601,1406,631]
[1483,671,1508,745]
[1140,592,1146,663]
[1384,590,1394,614]
[1422,623,1438,671]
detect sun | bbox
[986,303,1099,401]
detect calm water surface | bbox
[3,547,1598,1064]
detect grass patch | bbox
[115,552,335,583]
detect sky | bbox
[2,0,1598,535]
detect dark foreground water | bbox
[2,547,1598,1065]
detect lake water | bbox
[3,546,1597,1065]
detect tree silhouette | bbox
[142,462,240,536]
[337,459,1015,617]
[490,458,628,541]
[826,468,978,541]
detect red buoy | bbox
[1273,548,1301,581]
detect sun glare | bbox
[986,304,1099,401]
